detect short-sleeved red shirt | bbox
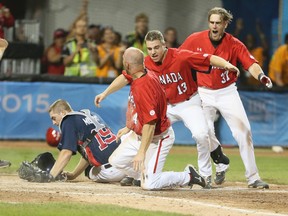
[180,30,257,89]
[122,70,170,135]
[145,48,211,104]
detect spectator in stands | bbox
[114,31,124,46]
[0,3,14,39]
[96,26,126,78]
[268,33,288,87]
[42,28,67,75]
[164,27,180,48]
[233,18,268,86]
[125,12,149,56]
[62,17,98,77]
[87,24,102,45]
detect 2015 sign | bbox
[0,94,50,113]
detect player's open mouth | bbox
[212,30,218,34]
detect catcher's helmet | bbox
[46,127,61,147]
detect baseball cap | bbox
[53,28,67,39]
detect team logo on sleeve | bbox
[249,55,255,60]
[150,110,155,116]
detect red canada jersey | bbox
[144,48,211,104]
[122,70,170,136]
[180,30,258,89]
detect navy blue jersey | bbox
[58,109,119,166]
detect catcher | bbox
[18,99,126,183]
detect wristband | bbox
[258,73,264,81]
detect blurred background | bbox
[0,0,288,147]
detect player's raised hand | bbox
[94,93,106,107]
[258,73,273,89]
[225,63,240,77]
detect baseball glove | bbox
[18,152,66,183]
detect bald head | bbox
[123,47,144,65]
[123,47,145,77]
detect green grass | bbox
[0,143,287,216]
[1,144,288,184]
[0,202,184,216]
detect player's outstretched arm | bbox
[65,157,89,180]
[50,149,73,178]
[248,63,273,88]
[94,74,129,107]
[210,55,240,76]
[133,121,156,172]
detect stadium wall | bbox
[1,81,287,147]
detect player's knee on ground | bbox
[141,173,163,190]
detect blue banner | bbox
[0,81,287,147]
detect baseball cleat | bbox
[210,145,230,165]
[204,176,212,189]
[184,164,206,188]
[120,177,141,187]
[248,180,269,189]
[0,160,11,168]
[214,166,229,185]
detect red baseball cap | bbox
[53,28,67,39]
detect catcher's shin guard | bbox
[210,145,229,165]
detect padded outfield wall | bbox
[0,81,287,147]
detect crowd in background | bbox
[1,0,288,88]
[41,8,180,79]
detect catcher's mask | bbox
[31,152,56,172]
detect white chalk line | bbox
[2,187,288,216]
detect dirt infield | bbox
[1,141,288,216]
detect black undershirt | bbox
[209,33,226,48]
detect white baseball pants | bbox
[167,93,217,177]
[198,84,260,184]
[109,127,191,190]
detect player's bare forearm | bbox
[104,74,129,95]
[95,74,129,107]
[248,63,264,80]
[210,55,239,74]
[69,157,89,179]
[50,149,73,178]
[249,63,273,88]
[133,121,156,171]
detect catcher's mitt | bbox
[18,152,66,183]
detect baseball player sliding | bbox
[180,7,272,189]
[48,99,126,183]
[95,47,206,190]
